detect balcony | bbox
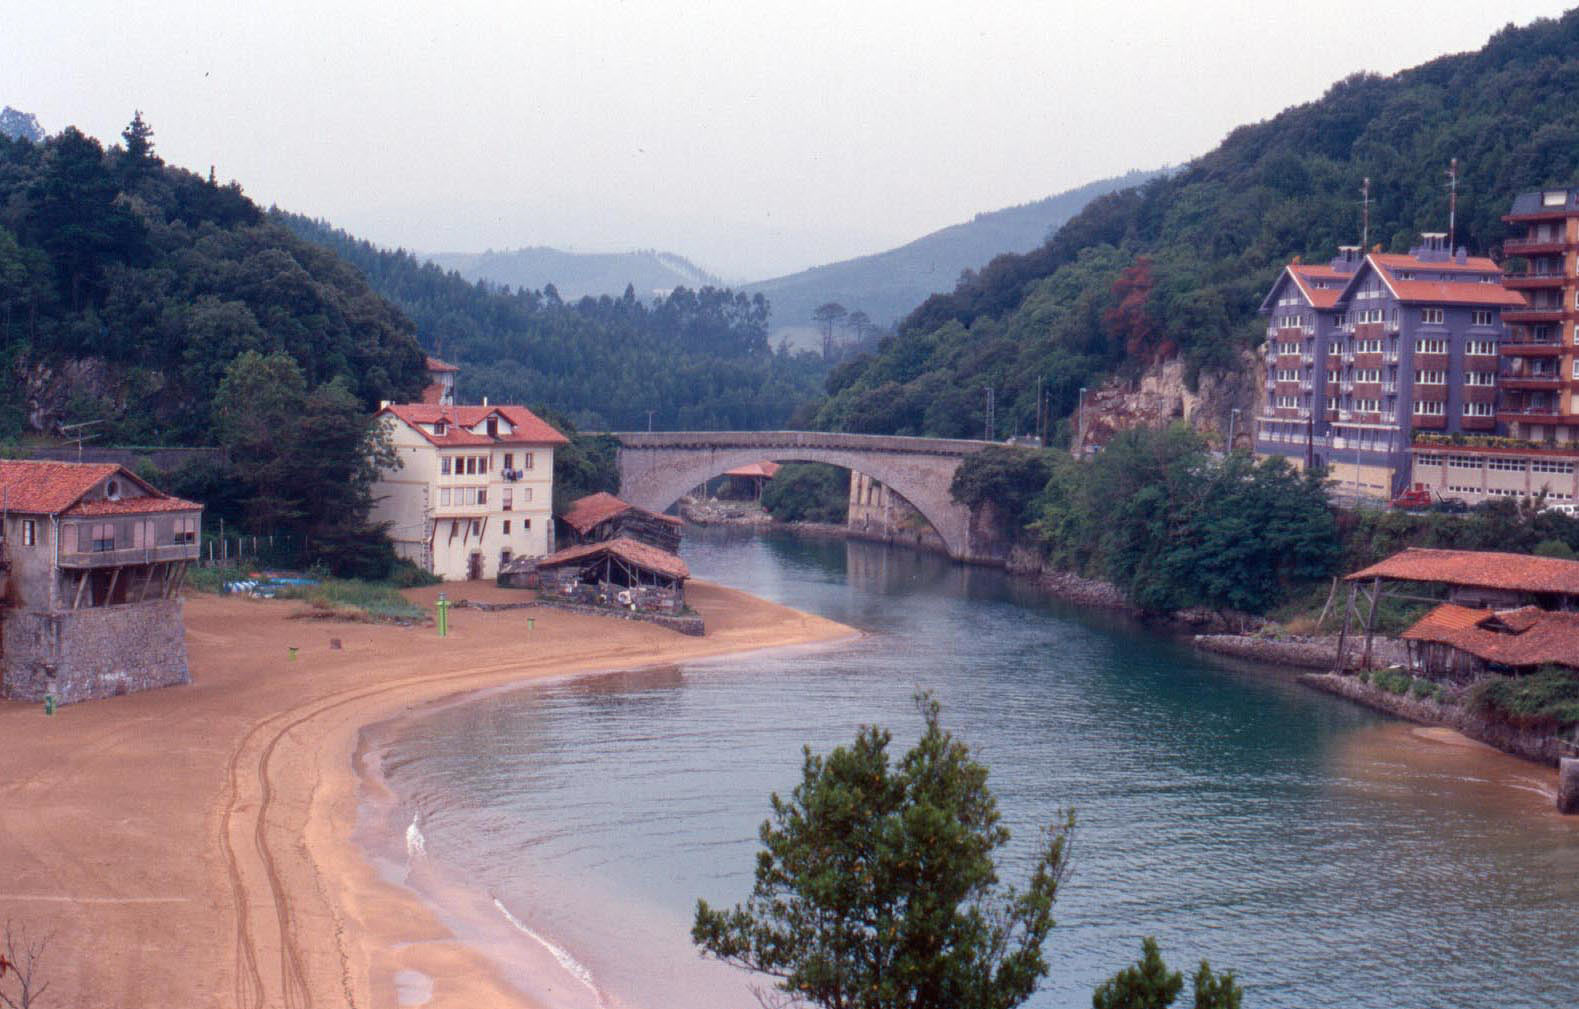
[1505,236,1569,255]
[1503,271,1568,290]
[1500,334,1564,356]
[58,543,201,569]
[1502,307,1566,324]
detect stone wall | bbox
[1,598,190,704]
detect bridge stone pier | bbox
[614,431,998,562]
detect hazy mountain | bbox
[424,246,719,301]
[743,169,1164,337]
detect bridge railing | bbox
[607,430,999,456]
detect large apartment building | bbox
[370,402,567,581]
[1256,235,1523,498]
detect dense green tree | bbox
[760,463,848,523]
[693,694,1073,1009]
[1092,938,1242,1009]
[949,446,1055,538]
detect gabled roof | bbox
[561,492,682,535]
[1337,255,1527,308]
[0,461,198,517]
[1403,603,1579,669]
[1259,264,1347,314]
[537,537,690,581]
[1346,548,1579,596]
[379,403,569,447]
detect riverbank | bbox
[0,580,854,1009]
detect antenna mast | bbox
[1361,177,1371,249]
[1446,158,1459,250]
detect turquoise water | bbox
[377,529,1579,1008]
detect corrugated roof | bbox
[537,537,690,581]
[380,403,569,447]
[1347,548,1579,595]
[1403,603,1579,669]
[724,460,782,479]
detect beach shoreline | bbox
[0,579,856,1009]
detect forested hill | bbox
[0,119,425,442]
[814,11,1579,440]
[744,169,1160,336]
[425,246,719,302]
[279,212,828,431]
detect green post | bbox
[44,693,56,716]
[437,593,449,637]
[527,617,535,632]
[288,646,298,662]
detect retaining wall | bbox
[2,599,190,704]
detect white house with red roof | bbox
[370,400,568,580]
[0,460,202,703]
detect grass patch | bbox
[1358,668,1445,701]
[275,579,427,622]
[184,565,232,594]
[1467,666,1579,732]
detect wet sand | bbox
[0,581,854,1009]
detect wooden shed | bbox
[1402,604,1579,681]
[558,492,683,553]
[536,537,690,613]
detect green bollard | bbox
[288,646,298,662]
[437,593,449,637]
[44,693,56,716]
[527,617,535,632]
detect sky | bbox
[3,1,1571,281]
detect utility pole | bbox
[646,410,656,433]
[983,387,995,442]
[60,419,104,462]
[1361,177,1371,249]
[1227,407,1240,454]
[1035,376,1043,447]
[1077,387,1088,458]
[1446,158,1459,251]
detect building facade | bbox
[0,461,201,703]
[1499,187,1579,443]
[370,403,566,581]
[1256,236,1523,499]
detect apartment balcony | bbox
[1502,307,1567,324]
[1500,336,1564,356]
[1498,405,1565,423]
[1501,372,1564,391]
[1461,415,1498,431]
[1504,236,1569,255]
[58,543,201,569]
[1410,415,1447,431]
[1503,272,1568,290]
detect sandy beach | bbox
[0,580,854,1009]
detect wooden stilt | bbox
[104,565,122,606]
[73,570,89,609]
[1333,582,1357,672]
[1360,577,1382,670]
[1316,575,1339,630]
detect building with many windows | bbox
[1256,235,1524,498]
[370,401,567,580]
[1498,187,1579,442]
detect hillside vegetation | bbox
[815,12,1579,439]
[280,213,828,431]
[744,170,1160,336]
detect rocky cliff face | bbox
[1073,351,1263,454]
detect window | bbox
[477,488,487,505]
[502,488,512,511]
[1488,457,1528,472]
[1421,308,1445,325]
[434,421,447,437]
[478,455,489,475]
[486,417,498,437]
[1574,358,1579,380]
[22,519,35,546]
[464,457,476,475]
[440,457,452,476]
[440,488,452,506]
[522,487,532,502]
[1464,371,1495,386]
[503,520,511,534]
[1416,338,1448,354]
[1467,340,1496,356]
[1413,370,1445,384]
[1533,458,1577,475]
[82,522,115,552]
[1355,338,1382,353]
[504,452,514,470]
[1472,310,1493,326]
[1413,400,1445,416]
[1326,396,1339,410]
[1463,402,1495,417]
[471,519,482,536]
[173,516,198,545]
[523,518,531,530]
[522,452,534,470]
[1355,398,1381,413]
[1354,368,1381,383]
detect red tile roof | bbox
[560,492,681,535]
[425,356,459,372]
[0,461,196,516]
[64,496,201,516]
[1347,548,1579,595]
[724,460,782,479]
[1370,252,1502,274]
[1370,258,1527,307]
[537,537,690,581]
[1403,603,1579,669]
[1286,265,1349,310]
[380,403,569,446]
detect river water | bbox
[373,528,1579,1008]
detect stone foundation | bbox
[2,599,190,705]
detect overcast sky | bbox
[3,2,1569,280]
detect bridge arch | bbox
[613,432,996,561]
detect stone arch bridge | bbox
[613,431,999,561]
